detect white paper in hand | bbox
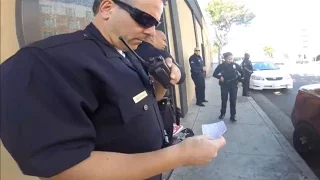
[202,121,227,139]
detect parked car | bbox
[249,61,293,90]
[291,84,320,154]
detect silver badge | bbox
[233,64,236,69]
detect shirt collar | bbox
[84,23,122,58]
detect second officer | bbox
[189,47,208,107]
[213,52,244,121]
[241,53,253,96]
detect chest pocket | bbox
[117,94,165,152]
[117,92,164,135]
[118,95,150,124]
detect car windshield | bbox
[252,62,280,71]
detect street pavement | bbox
[168,75,318,180]
[251,64,320,178]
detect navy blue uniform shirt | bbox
[0,23,164,180]
[213,62,244,85]
[189,54,204,74]
[135,42,186,84]
[241,59,253,77]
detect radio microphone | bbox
[119,36,172,89]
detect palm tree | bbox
[263,46,274,58]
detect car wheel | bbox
[293,123,320,155]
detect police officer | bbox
[135,29,186,142]
[0,0,226,180]
[213,52,244,121]
[135,29,186,90]
[241,53,253,96]
[189,47,208,106]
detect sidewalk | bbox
[168,76,318,180]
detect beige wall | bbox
[164,3,213,108]
[1,0,19,63]
[1,1,38,179]
[201,20,212,72]
[195,20,202,47]
[164,5,181,108]
[177,0,197,106]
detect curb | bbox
[248,96,319,180]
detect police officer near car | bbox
[241,53,253,96]
[189,47,208,107]
[213,52,244,121]
[0,0,226,180]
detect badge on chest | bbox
[133,90,148,103]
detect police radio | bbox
[119,36,172,89]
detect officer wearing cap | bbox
[213,52,244,121]
[189,47,208,106]
[0,0,226,180]
[241,53,253,96]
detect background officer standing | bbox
[213,52,244,121]
[189,47,208,106]
[241,53,253,96]
[0,0,226,180]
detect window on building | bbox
[65,7,75,17]
[68,19,80,30]
[42,31,56,38]
[43,17,56,27]
[18,0,94,44]
[40,4,52,14]
[86,11,94,20]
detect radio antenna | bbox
[118,36,151,65]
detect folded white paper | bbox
[202,121,227,139]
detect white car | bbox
[249,61,293,90]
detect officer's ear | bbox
[99,0,115,20]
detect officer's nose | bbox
[143,26,156,38]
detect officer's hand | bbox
[165,58,181,85]
[220,77,224,82]
[203,67,206,72]
[177,135,226,166]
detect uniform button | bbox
[143,104,148,111]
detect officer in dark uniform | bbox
[189,47,208,106]
[135,30,186,88]
[135,29,186,142]
[213,52,244,121]
[0,0,226,180]
[241,53,253,96]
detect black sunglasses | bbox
[113,0,161,28]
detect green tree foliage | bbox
[263,46,274,58]
[206,0,255,63]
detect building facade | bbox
[0,0,212,179]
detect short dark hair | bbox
[92,0,167,16]
[92,0,132,16]
[223,52,233,59]
[92,0,102,15]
